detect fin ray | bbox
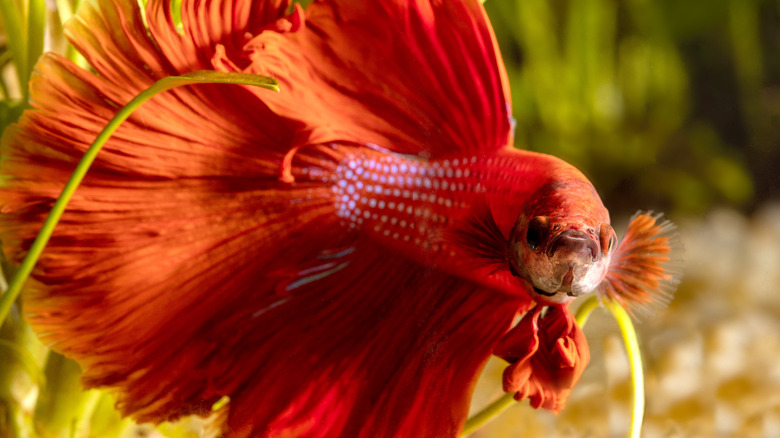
[599,211,683,316]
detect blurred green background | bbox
[0,0,779,437]
[484,0,778,217]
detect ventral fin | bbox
[598,211,683,316]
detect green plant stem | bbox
[461,392,515,436]
[26,0,46,102]
[605,298,644,438]
[574,295,600,326]
[0,50,12,100]
[0,71,278,327]
[0,0,26,93]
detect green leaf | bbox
[0,0,27,95]
[33,354,89,438]
[26,0,46,101]
[171,0,184,33]
[0,339,45,389]
[0,302,49,438]
[0,100,26,135]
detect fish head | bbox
[508,214,617,304]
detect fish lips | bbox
[530,239,606,299]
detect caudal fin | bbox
[2,140,352,420]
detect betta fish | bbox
[0,0,679,436]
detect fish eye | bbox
[599,223,617,255]
[526,216,549,251]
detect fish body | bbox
[0,0,680,436]
[303,143,612,302]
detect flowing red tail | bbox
[2,133,528,437]
[0,0,583,435]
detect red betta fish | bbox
[0,0,679,436]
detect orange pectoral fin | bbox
[599,211,683,316]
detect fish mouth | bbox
[531,266,578,297]
[532,285,556,297]
[530,284,580,305]
[546,229,599,262]
[532,285,580,298]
